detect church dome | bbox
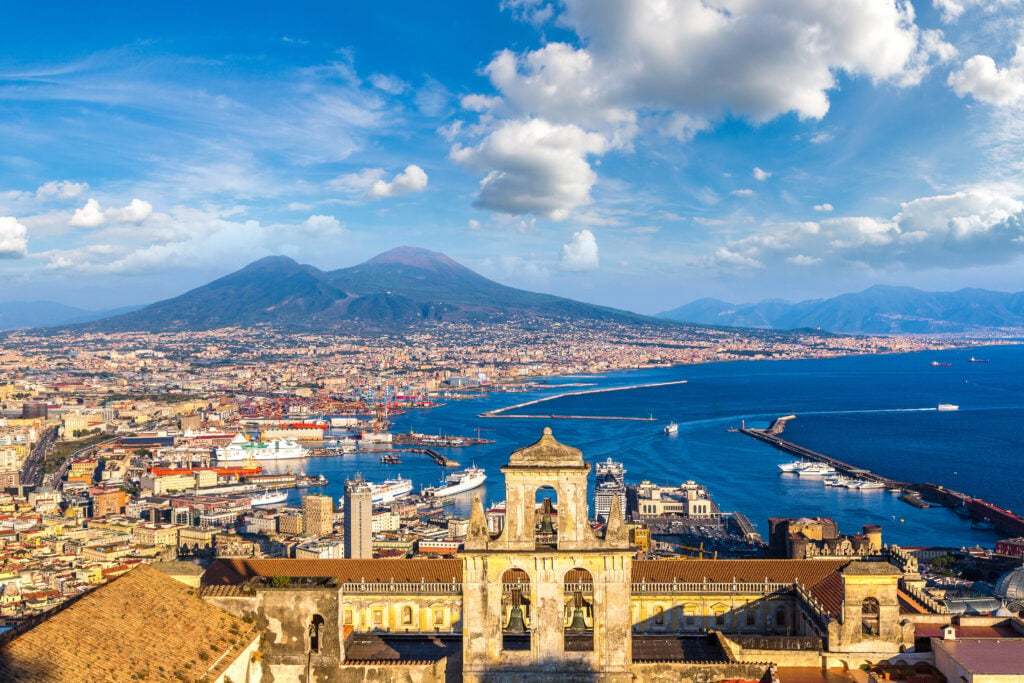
[994,566,1024,602]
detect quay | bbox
[742,417,1024,537]
[410,448,459,467]
[480,379,687,420]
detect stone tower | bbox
[828,560,913,657]
[462,428,633,682]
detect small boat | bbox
[971,518,996,530]
[380,454,402,464]
[937,404,959,411]
[664,422,679,435]
[930,361,952,367]
[969,357,990,363]
[854,480,885,490]
[954,505,971,518]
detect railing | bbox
[631,581,789,594]
[794,583,832,632]
[340,581,462,594]
[900,581,948,614]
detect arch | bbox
[564,567,595,650]
[401,605,414,627]
[653,605,666,626]
[309,614,325,653]
[711,602,729,629]
[502,567,531,650]
[861,597,880,636]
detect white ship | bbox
[664,422,679,435]
[937,403,959,411]
[422,466,487,499]
[215,433,307,462]
[251,490,288,506]
[367,477,414,504]
[796,462,836,477]
[778,460,808,472]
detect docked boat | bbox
[796,462,836,477]
[251,490,288,506]
[422,466,487,498]
[664,422,678,435]
[380,454,402,464]
[971,518,996,530]
[954,504,971,518]
[778,460,808,473]
[823,475,850,487]
[367,477,413,504]
[937,404,959,411]
[850,480,885,490]
[215,433,307,462]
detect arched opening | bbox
[653,605,666,626]
[401,605,414,629]
[564,567,594,651]
[534,486,558,547]
[309,614,325,653]
[502,568,531,651]
[861,597,880,636]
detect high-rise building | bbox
[593,458,627,523]
[343,474,373,558]
[302,494,334,537]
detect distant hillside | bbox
[0,301,142,331]
[658,285,1024,334]
[74,247,665,332]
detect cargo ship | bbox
[215,433,307,462]
[367,477,413,504]
[422,466,486,498]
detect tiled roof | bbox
[0,565,257,682]
[203,558,463,585]
[632,559,848,586]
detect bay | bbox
[263,343,1023,549]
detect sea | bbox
[262,343,1024,549]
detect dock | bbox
[480,379,687,421]
[410,448,459,467]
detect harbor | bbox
[479,380,687,420]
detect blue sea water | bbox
[264,344,1024,549]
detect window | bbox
[343,610,353,626]
[653,606,664,625]
[402,606,413,626]
[776,607,787,627]
[372,609,383,626]
[745,612,756,627]
[861,597,880,636]
[433,608,444,625]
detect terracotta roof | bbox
[0,565,257,682]
[632,559,848,586]
[202,558,463,585]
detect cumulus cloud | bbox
[365,165,429,200]
[949,39,1024,106]
[300,215,346,235]
[69,198,152,227]
[0,217,28,258]
[707,189,1024,271]
[814,203,835,212]
[933,0,1021,23]
[559,228,600,270]
[35,180,88,202]
[753,167,771,181]
[451,118,609,219]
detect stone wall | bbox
[630,661,771,683]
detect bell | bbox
[505,605,527,633]
[568,606,588,631]
[539,499,555,535]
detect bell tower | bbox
[462,428,633,682]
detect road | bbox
[20,426,58,489]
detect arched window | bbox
[653,605,665,625]
[401,606,413,626]
[861,597,880,636]
[309,614,325,653]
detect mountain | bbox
[74,247,661,332]
[658,285,1024,334]
[0,301,144,331]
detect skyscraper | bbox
[302,494,334,537]
[343,474,373,559]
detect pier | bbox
[741,417,1024,537]
[480,379,687,421]
[410,448,459,467]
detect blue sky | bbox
[2,0,1024,314]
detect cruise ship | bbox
[422,466,487,499]
[215,433,307,462]
[796,462,836,477]
[251,490,288,506]
[367,477,414,504]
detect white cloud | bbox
[559,228,600,270]
[933,0,1021,23]
[810,131,834,144]
[501,0,554,26]
[468,219,482,230]
[0,217,28,258]
[732,189,754,197]
[708,189,1024,271]
[949,40,1024,106]
[451,118,609,219]
[300,214,346,235]
[753,167,771,181]
[814,203,835,212]
[365,164,429,200]
[69,198,152,227]
[35,180,88,202]
[368,73,409,94]
[328,168,386,194]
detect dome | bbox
[994,566,1024,602]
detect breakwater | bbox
[480,380,687,420]
[743,418,1024,537]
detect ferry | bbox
[937,403,959,411]
[422,466,487,499]
[367,477,413,504]
[664,422,678,435]
[796,462,836,477]
[251,490,288,506]
[215,433,307,462]
[778,460,808,473]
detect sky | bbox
[2,0,1024,315]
